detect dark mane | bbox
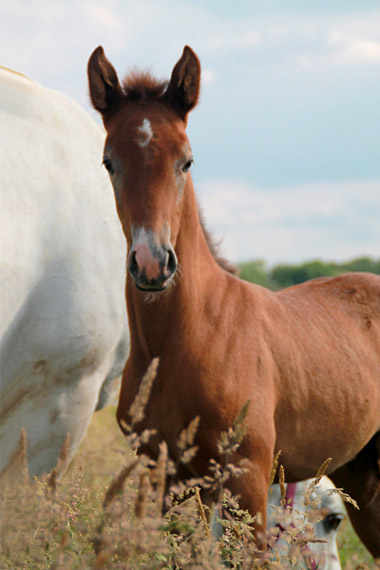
[122,70,168,100]
[197,202,239,276]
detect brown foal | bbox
[88,45,380,555]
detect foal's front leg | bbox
[225,455,272,549]
[194,444,273,549]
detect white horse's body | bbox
[268,478,346,569]
[0,67,128,476]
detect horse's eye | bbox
[182,160,193,173]
[323,513,344,533]
[103,156,115,175]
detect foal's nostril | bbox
[166,247,177,276]
[127,250,139,277]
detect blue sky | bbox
[1,0,379,263]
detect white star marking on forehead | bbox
[137,118,153,148]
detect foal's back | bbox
[259,271,380,478]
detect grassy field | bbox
[0,405,376,569]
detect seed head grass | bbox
[0,363,375,569]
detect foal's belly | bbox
[273,388,380,481]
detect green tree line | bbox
[239,257,380,290]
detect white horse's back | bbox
[0,67,128,476]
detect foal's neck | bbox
[127,177,226,359]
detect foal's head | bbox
[88,46,200,292]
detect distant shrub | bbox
[341,257,380,275]
[238,257,380,290]
[238,259,273,288]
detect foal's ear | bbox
[88,46,122,115]
[166,46,201,121]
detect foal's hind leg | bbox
[330,432,380,557]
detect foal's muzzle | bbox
[127,241,178,291]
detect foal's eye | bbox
[103,156,115,175]
[182,159,193,173]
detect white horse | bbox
[268,478,346,569]
[0,67,128,477]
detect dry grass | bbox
[0,387,377,569]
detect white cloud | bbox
[298,12,380,68]
[84,3,122,32]
[202,68,217,85]
[2,1,379,101]
[198,179,380,264]
[205,29,260,51]
[327,36,380,65]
